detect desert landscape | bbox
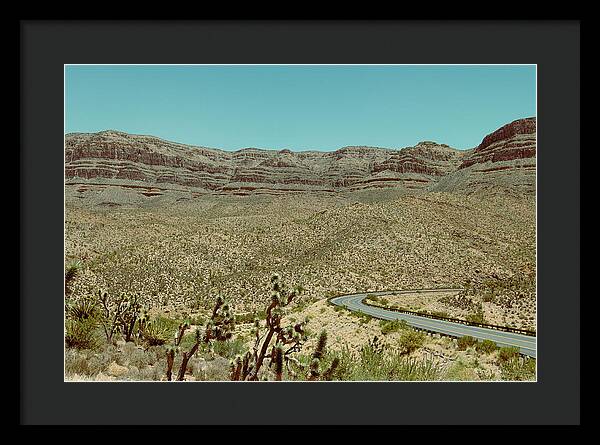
[64,117,537,382]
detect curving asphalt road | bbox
[330,289,536,358]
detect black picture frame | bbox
[20,20,580,425]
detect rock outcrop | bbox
[434,118,536,194]
[65,118,536,202]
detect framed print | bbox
[20,20,580,425]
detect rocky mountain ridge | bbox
[65,117,536,202]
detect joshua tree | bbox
[284,330,340,381]
[228,275,340,381]
[307,331,340,381]
[165,295,235,381]
[119,293,143,342]
[229,274,308,381]
[96,290,144,344]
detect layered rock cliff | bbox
[65,117,536,202]
[434,117,536,194]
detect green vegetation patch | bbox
[457,335,478,351]
[497,346,521,363]
[330,337,443,381]
[379,319,409,335]
[475,339,498,354]
[500,357,536,381]
[398,329,426,354]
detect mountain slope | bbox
[65,117,536,203]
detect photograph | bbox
[63,64,537,382]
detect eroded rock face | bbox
[459,118,536,169]
[434,118,536,195]
[65,118,536,201]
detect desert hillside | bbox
[66,191,535,320]
[65,117,536,202]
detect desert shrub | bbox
[185,314,204,326]
[476,368,497,380]
[439,293,476,311]
[140,317,174,346]
[212,337,247,360]
[476,339,498,354]
[322,345,354,380]
[466,313,485,324]
[123,366,141,381]
[482,290,496,303]
[192,356,232,381]
[177,331,199,351]
[385,355,443,381]
[65,349,92,375]
[65,318,100,350]
[86,350,114,375]
[65,260,82,295]
[345,337,385,379]
[360,313,373,324]
[380,319,409,335]
[141,358,167,381]
[500,357,536,381]
[123,344,157,369]
[446,358,480,381]
[138,365,161,381]
[289,294,314,314]
[284,331,341,381]
[398,329,426,354]
[365,294,378,303]
[334,337,443,381]
[65,344,118,377]
[457,335,478,351]
[466,304,485,324]
[497,346,520,363]
[430,311,450,318]
[144,345,166,365]
[235,311,265,324]
[66,297,98,321]
[349,311,373,324]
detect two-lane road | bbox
[330,289,536,358]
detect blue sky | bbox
[65,65,536,151]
